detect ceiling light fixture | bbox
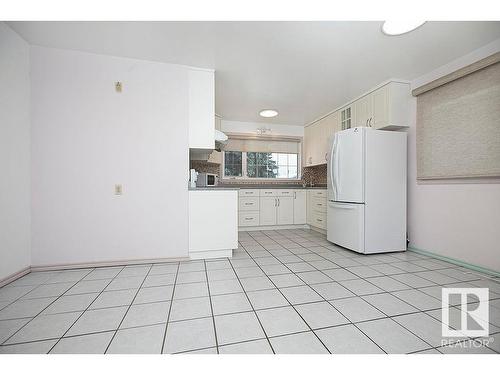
[381,21,426,36]
[259,109,278,118]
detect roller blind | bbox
[416,61,500,180]
[224,136,301,153]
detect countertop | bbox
[189,185,327,190]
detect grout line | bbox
[0,268,97,347]
[103,264,154,354]
[227,258,276,354]
[160,262,180,354]
[241,231,333,354]
[203,260,220,354]
[0,229,498,354]
[45,265,129,353]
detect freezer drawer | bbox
[327,202,365,253]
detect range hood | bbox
[214,129,228,151]
[190,129,228,162]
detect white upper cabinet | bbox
[188,69,215,149]
[353,92,374,128]
[371,82,411,130]
[340,105,352,131]
[304,110,339,167]
[304,81,411,156]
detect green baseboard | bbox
[408,246,500,278]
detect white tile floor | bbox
[0,229,499,354]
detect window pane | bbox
[224,151,242,177]
[257,166,268,178]
[288,154,298,166]
[278,154,288,165]
[277,166,287,178]
[256,152,268,165]
[288,166,298,179]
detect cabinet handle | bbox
[274,198,277,207]
[325,152,328,161]
[244,203,253,205]
[277,198,280,207]
[294,191,296,199]
[244,217,253,220]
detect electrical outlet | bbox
[115,184,123,195]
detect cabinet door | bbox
[304,125,313,166]
[277,196,294,225]
[353,94,373,128]
[259,197,277,226]
[373,85,389,129]
[188,69,215,149]
[293,190,307,224]
[321,114,335,164]
[311,121,321,165]
[340,106,352,131]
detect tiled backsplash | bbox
[190,160,221,176]
[301,164,327,186]
[189,160,327,186]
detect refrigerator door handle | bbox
[336,137,341,198]
[329,203,356,210]
[330,135,337,200]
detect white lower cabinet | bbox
[293,190,307,224]
[238,188,317,228]
[259,196,278,226]
[277,196,294,225]
[307,189,327,230]
[189,190,238,259]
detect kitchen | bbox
[1,18,500,357]
[187,80,410,260]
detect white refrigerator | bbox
[327,127,407,254]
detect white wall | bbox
[221,120,304,137]
[0,23,31,281]
[30,46,189,267]
[407,44,500,272]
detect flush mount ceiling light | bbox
[259,109,278,118]
[382,21,426,36]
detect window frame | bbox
[221,150,302,181]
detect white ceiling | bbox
[8,21,500,125]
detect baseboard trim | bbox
[0,267,31,288]
[190,249,233,260]
[408,246,500,277]
[30,256,191,272]
[239,224,309,232]
[309,226,327,235]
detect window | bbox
[223,152,299,180]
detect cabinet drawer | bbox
[239,212,260,227]
[239,197,259,211]
[312,197,327,213]
[239,189,260,197]
[310,190,327,198]
[311,211,327,229]
[260,189,277,197]
[276,189,294,197]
